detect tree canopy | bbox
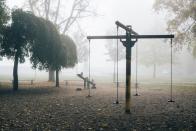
[0,0,9,60]
[1,9,34,63]
[60,35,78,68]
[24,0,95,81]
[0,9,38,90]
[153,0,196,50]
[1,9,77,89]
[0,0,9,29]
[73,31,88,63]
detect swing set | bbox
[87,21,174,113]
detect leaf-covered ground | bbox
[0,82,196,130]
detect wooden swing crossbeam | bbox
[87,35,174,40]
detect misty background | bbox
[1,0,196,83]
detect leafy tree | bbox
[153,0,196,55]
[1,8,75,89]
[0,0,9,60]
[30,31,77,87]
[0,9,37,90]
[25,0,95,81]
[0,0,9,29]
[60,35,77,67]
[53,35,77,87]
[29,17,63,87]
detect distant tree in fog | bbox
[139,41,178,78]
[153,0,196,56]
[73,31,88,63]
[29,22,77,87]
[105,29,125,82]
[25,0,96,81]
[60,35,78,68]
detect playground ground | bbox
[0,81,196,131]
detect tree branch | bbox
[54,0,61,24]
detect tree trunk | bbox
[153,63,156,79]
[56,69,59,87]
[48,67,55,82]
[13,52,19,91]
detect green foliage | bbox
[153,0,196,48]
[0,0,9,29]
[30,18,62,71]
[30,21,77,71]
[1,9,34,63]
[0,9,39,90]
[0,0,9,60]
[60,35,78,68]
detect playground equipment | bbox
[77,72,96,89]
[87,21,174,113]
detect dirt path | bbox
[0,82,196,130]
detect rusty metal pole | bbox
[125,31,132,113]
[125,29,137,113]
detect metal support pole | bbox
[125,32,132,113]
[168,38,174,102]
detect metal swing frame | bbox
[87,21,174,113]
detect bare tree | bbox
[105,29,125,82]
[25,0,96,81]
[73,31,88,63]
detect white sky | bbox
[4,0,166,65]
[3,0,194,81]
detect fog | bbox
[1,0,196,83]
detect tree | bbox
[0,0,9,60]
[105,29,125,82]
[28,20,77,87]
[73,31,88,63]
[0,0,9,29]
[138,41,178,78]
[1,9,37,90]
[60,35,78,67]
[153,0,196,54]
[29,17,63,87]
[55,35,77,87]
[25,0,95,81]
